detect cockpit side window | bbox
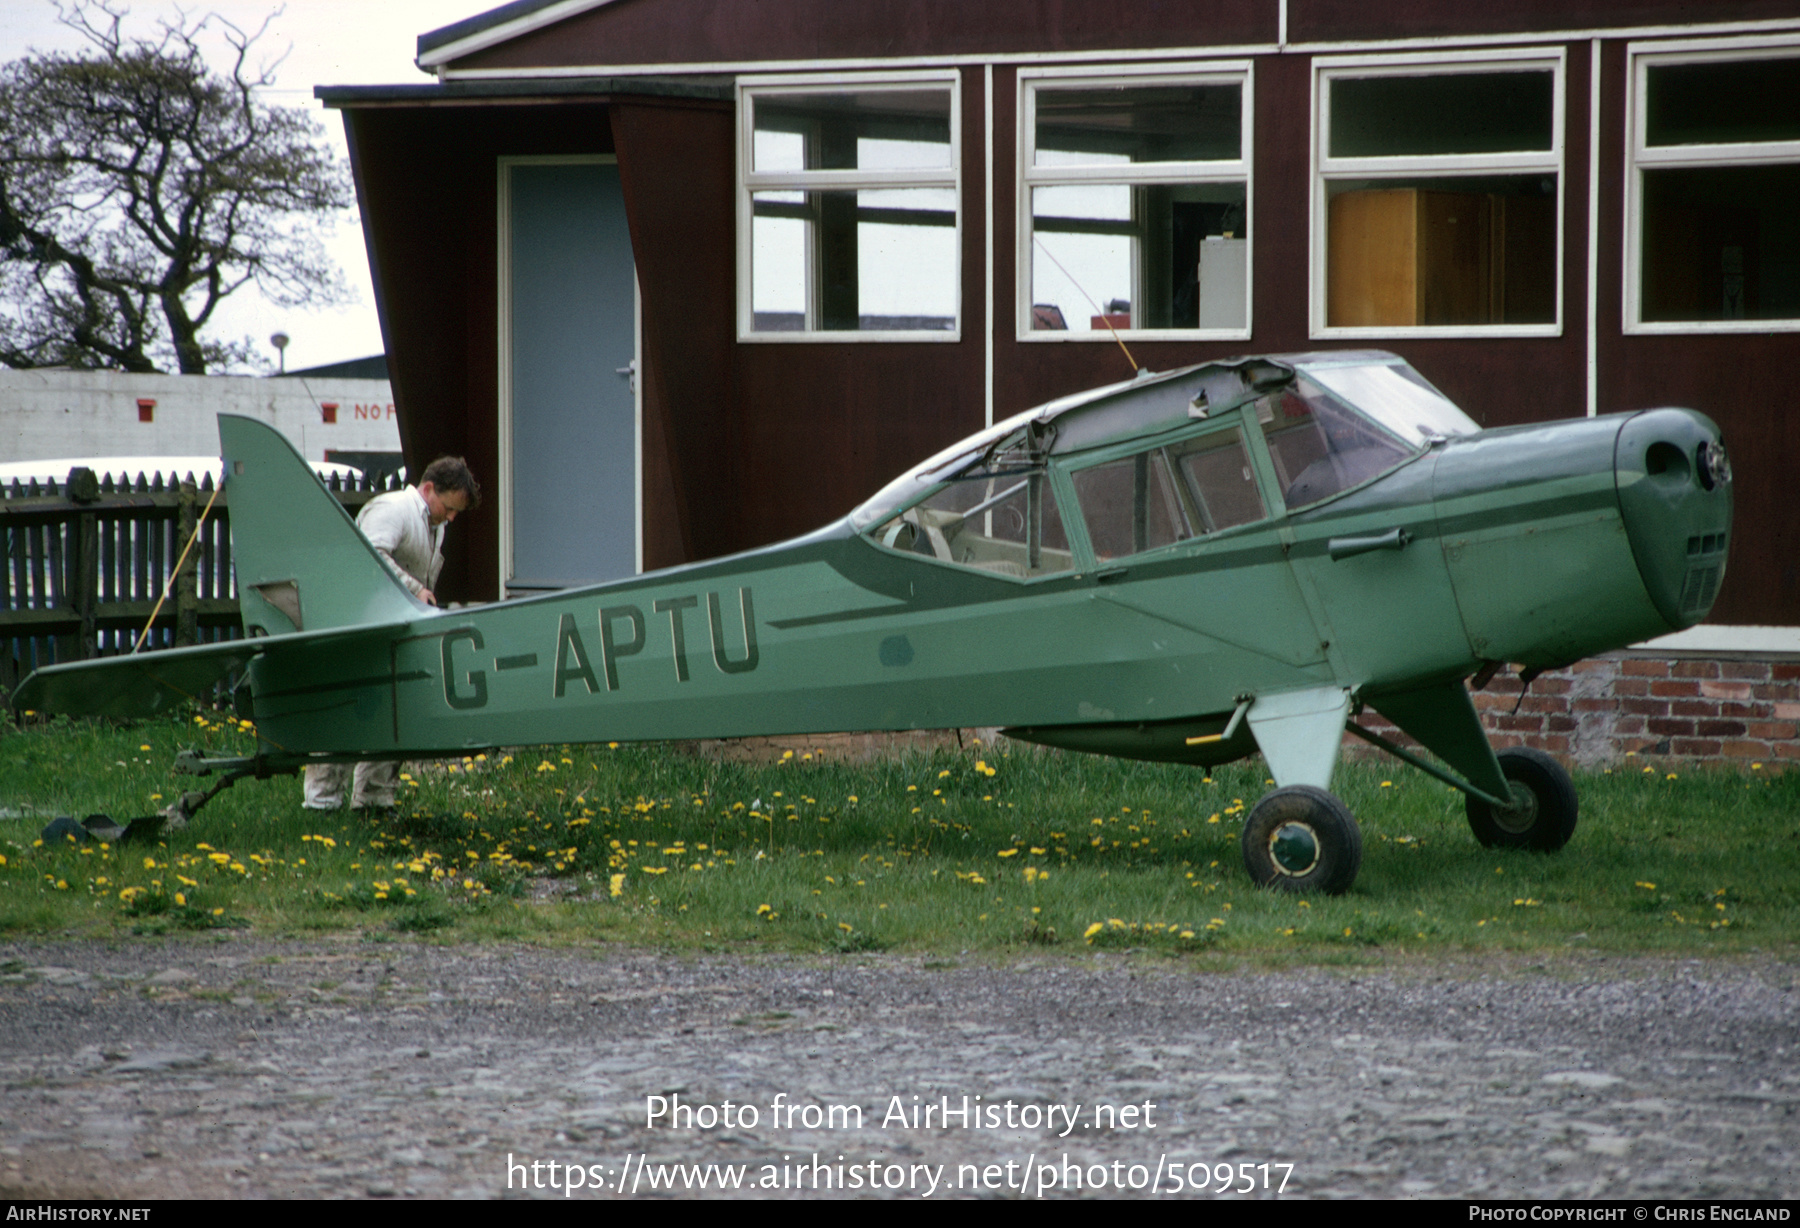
[869,467,1075,579]
[1070,449,1190,559]
[1256,376,1413,509]
[1168,430,1266,534]
[1070,427,1265,562]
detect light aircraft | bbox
[15,351,1732,894]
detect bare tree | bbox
[0,2,353,373]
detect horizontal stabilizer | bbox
[12,622,409,720]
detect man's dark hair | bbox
[420,456,481,509]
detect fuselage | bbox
[244,356,1731,767]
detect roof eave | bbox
[416,0,620,70]
[314,76,734,108]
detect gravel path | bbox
[0,939,1794,1199]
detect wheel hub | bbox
[1268,822,1321,876]
[1492,780,1539,835]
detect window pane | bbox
[1641,164,1800,322]
[1329,72,1553,157]
[1072,451,1191,560]
[1035,84,1242,166]
[870,473,1073,578]
[1301,361,1480,445]
[751,189,957,332]
[1325,177,1556,326]
[1646,58,1800,146]
[1031,183,1247,331]
[750,206,807,328]
[1168,431,1265,531]
[1255,380,1413,509]
[752,90,952,172]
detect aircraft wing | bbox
[12,621,412,721]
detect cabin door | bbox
[500,157,639,594]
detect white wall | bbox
[0,369,401,464]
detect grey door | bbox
[506,159,637,591]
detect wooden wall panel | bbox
[609,100,740,565]
[1291,0,1800,42]
[1613,338,1794,626]
[726,66,989,546]
[353,19,1790,625]
[453,0,1275,71]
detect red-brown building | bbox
[318,0,1800,676]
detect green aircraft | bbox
[15,350,1732,894]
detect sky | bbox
[0,0,499,373]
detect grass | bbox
[0,706,1795,960]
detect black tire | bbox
[1241,785,1362,895]
[1465,747,1578,851]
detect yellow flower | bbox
[1082,922,1104,941]
[608,874,625,898]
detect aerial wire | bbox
[1032,235,1139,374]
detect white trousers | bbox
[303,761,400,810]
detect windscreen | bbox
[1296,359,1479,447]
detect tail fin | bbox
[221,415,422,635]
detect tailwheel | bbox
[1465,747,1577,851]
[1241,785,1362,895]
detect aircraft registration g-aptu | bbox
[16,350,1732,895]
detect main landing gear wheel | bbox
[1465,747,1578,851]
[1241,785,1362,895]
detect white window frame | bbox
[1624,33,1800,336]
[737,69,962,343]
[1017,61,1254,343]
[1310,48,1566,340]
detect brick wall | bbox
[1357,655,1800,768]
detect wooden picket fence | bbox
[0,464,400,704]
